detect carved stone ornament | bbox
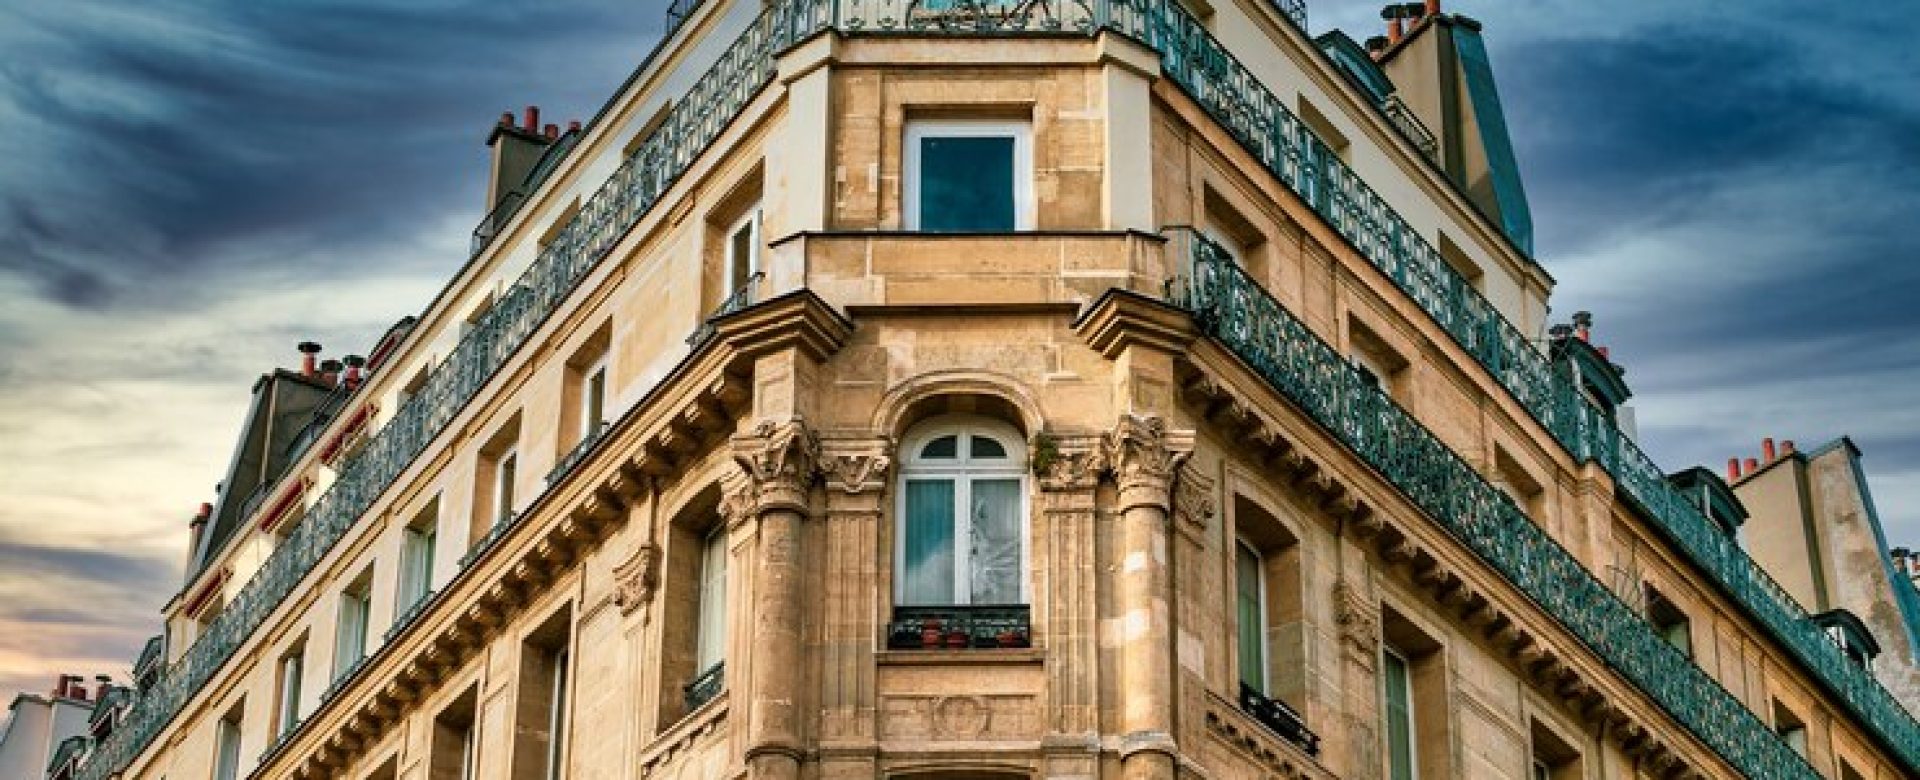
[731,418,821,513]
[821,441,892,495]
[1104,414,1193,509]
[612,542,660,619]
[1171,463,1216,532]
[1035,433,1106,492]
[1332,577,1379,667]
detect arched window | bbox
[896,417,1028,606]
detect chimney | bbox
[1365,35,1389,59]
[1763,438,1777,461]
[1781,439,1796,456]
[185,502,212,576]
[1727,458,1741,481]
[1388,15,1405,44]
[342,354,367,391]
[320,359,344,388]
[486,105,558,214]
[544,123,559,139]
[94,674,112,702]
[297,341,322,377]
[1744,458,1760,475]
[1425,0,1440,17]
[1572,311,1594,341]
[568,120,582,133]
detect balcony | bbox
[684,663,725,712]
[785,230,1168,309]
[886,605,1032,650]
[1238,683,1319,757]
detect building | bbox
[0,675,107,779]
[1725,436,1920,715]
[54,0,1920,779]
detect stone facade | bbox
[71,1,1917,780]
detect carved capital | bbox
[1171,463,1215,535]
[1034,433,1106,492]
[1332,577,1379,670]
[821,438,893,495]
[612,542,660,620]
[731,418,821,515]
[1104,414,1193,512]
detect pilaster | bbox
[1036,433,1106,776]
[815,436,892,776]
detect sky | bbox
[0,0,1914,701]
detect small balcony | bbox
[886,605,1031,650]
[1238,683,1320,756]
[684,662,725,712]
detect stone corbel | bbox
[730,417,822,515]
[612,542,661,621]
[1104,413,1195,512]
[1171,462,1216,542]
[1332,577,1380,671]
[1034,432,1107,493]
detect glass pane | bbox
[920,435,958,459]
[902,480,957,604]
[1383,650,1415,780]
[585,368,605,432]
[919,135,1015,231]
[1235,543,1264,691]
[968,479,1023,604]
[729,220,755,291]
[970,435,1007,460]
[696,530,728,669]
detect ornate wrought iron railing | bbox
[547,422,610,487]
[1238,682,1319,756]
[886,605,1032,650]
[687,272,765,347]
[684,663,726,712]
[1269,0,1307,30]
[1174,234,1822,778]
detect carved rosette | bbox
[1105,414,1193,512]
[1171,463,1216,535]
[821,439,893,495]
[612,542,660,621]
[731,418,821,516]
[1034,433,1106,493]
[1332,577,1379,670]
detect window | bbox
[1644,585,1691,658]
[1234,541,1267,693]
[1529,718,1580,780]
[274,642,305,738]
[213,702,244,780]
[896,419,1028,606]
[904,120,1033,232]
[724,207,761,297]
[1772,699,1808,757]
[1297,96,1352,163]
[433,687,479,780]
[1381,605,1446,780]
[695,527,728,676]
[511,608,573,780]
[400,501,440,612]
[1347,319,1406,396]
[659,487,728,725]
[580,361,607,440]
[334,570,372,680]
[496,449,519,524]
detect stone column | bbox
[1107,414,1192,780]
[732,419,822,780]
[816,437,892,779]
[1037,434,1107,776]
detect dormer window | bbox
[1813,609,1880,671]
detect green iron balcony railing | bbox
[886,605,1033,650]
[1172,233,1823,779]
[684,662,727,713]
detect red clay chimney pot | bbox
[1782,440,1796,455]
[544,123,559,139]
[568,120,582,133]
[1763,438,1777,461]
[1744,457,1760,474]
[524,105,540,132]
[500,111,515,128]
[297,341,322,377]
[1425,0,1440,17]
[1727,458,1741,481]
[1388,16,1404,43]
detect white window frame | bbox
[495,448,519,525]
[903,119,1034,231]
[580,359,608,440]
[893,416,1030,606]
[334,577,371,679]
[400,512,439,610]
[276,647,304,737]
[546,644,571,780]
[1381,644,1419,780]
[1233,538,1269,693]
[724,207,762,296]
[694,526,729,673]
[213,709,244,780]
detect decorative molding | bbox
[612,542,660,620]
[821,438,893,495]
[1171,463,1216,535]
[1105,414,1194,511]
[1331,577,1378,670]
[731,417,821,515]
[1035,433,1106,493]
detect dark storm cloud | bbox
[0,0,663,311]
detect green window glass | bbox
[902,479,957,605]
[1382,647,1416,780]
[1234,542,1265,692]
[917,136,1015,231]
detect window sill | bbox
[876,648,1043,666]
